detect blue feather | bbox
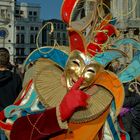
[118,51,140,83]
[114,38,140,50]
[23,47,68,69]
[92,50,126,66]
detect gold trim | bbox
[56,106,68,129]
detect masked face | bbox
[65,50,103,90]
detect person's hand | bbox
[60,77,90,121]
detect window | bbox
[16,48,24,56]
[16,48,20,55]
[21,26,25,30]
[30,35,34,44]
[20,10,24,15]
[21,34,25,44]
[21,48,25,56]
[63,33,66,38]
[33,11,37,16]
[65,24,67,29]
[63,40,67,45]
[57,33,60,38]
[134,28,139,35]
[1,9,5,18]
[53,23,56,29]
[57,24,60,29]
[16,34,20,44]
[29,11,32,15]
[61,24,63,29]
[15,10,19,14]
[30,27,34,31]
[16,26,20,30]
[35,27,38,31]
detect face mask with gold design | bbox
[64,50,104,90]
[64,26,121,90]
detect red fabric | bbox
[87,43,102,56]
[101,24,116,36]
[61,0,76,23]
[68,29,86,53]
[98,128,103,140]
[10,108,62,140]
[94,32,108,44]
[118,116,126,140]
[0,111,4,121]
[0,121,12,130]
[60,77,90,121]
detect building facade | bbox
[42,19,69,46]
[0,0,15,63]
[15,2,42,64]
[111,0,140,41]
[111,0,140,63]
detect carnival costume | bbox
[0,0,140,140]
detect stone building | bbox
[15,2,42,64]
[111,0,140,63]
[0,0,15,63]
[42,19,69,46]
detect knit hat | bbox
[0,48,10,67]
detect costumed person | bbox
[3,26,125,140]
[1,0,140,140]
[120,75,140,140]
[9,46,124,140]
[0,25,124,140]
[0,48,22,140]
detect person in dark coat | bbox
[0,48,22,140]
[121,76,140,140]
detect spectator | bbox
[105,60,125,74]
[0,48,22,140]
[120,76,140,140]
